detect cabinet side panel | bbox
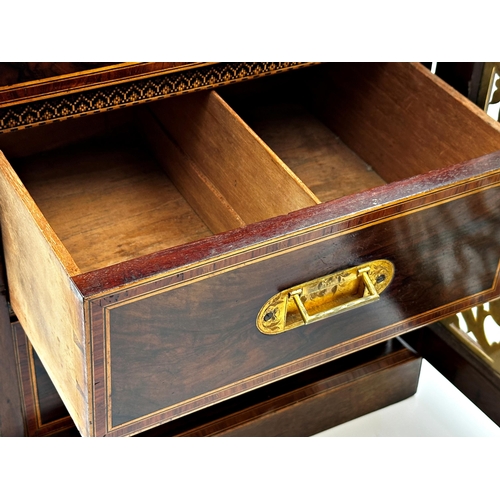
[12,322,78,436]
[0,153,89,436]
[0,256,25,436]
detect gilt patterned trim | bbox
[0,62,318,134]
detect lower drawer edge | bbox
[12,325,421,437]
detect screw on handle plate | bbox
[256,260,394,335]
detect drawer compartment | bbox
[1,62,500,436]
[2,92,316,274]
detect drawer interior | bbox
[0,92,317,274]
[219,63,500,198]
[10,125,215,273]
[220,70,386,202]
[2,62,500,276]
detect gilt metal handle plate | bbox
[256,259,395,335]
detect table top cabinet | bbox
[0,62,499,436]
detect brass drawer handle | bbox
[257,260,394,335]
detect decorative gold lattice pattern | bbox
[442,298,500,367]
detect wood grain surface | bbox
[140,338,421,437]
[0,107,133,159]
[309,63,500,182]
[74,149,500,298]
[0,62,114,88]
[139,106,246,233]
[224,100,386,202]
[13,126,213,273]
[0,63,318,133]
[0,257,24,436]
[6,91,318,274]
[149,91,318,223]
[179,340,421,437]
[1,63,500,436]
[11,322,75,436]
[0,152,89,435]
[92,176,500,435]
[6,335,421,437]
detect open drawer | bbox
[0,62,499,436]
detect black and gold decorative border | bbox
[0,62,318,134]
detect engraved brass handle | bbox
[256,259,394,335]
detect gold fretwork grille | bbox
[442,298,500,369]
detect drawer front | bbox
[85,164,500,436]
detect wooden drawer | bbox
[0,62,499,436]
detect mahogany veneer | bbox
[11,321,421,438]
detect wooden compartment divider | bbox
[1,91,321,277]
[146,91,319,226]
[223,100,387,202]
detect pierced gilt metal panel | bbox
[476,62,500,118]
[442,298,500,369]
[441,64,500,369]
